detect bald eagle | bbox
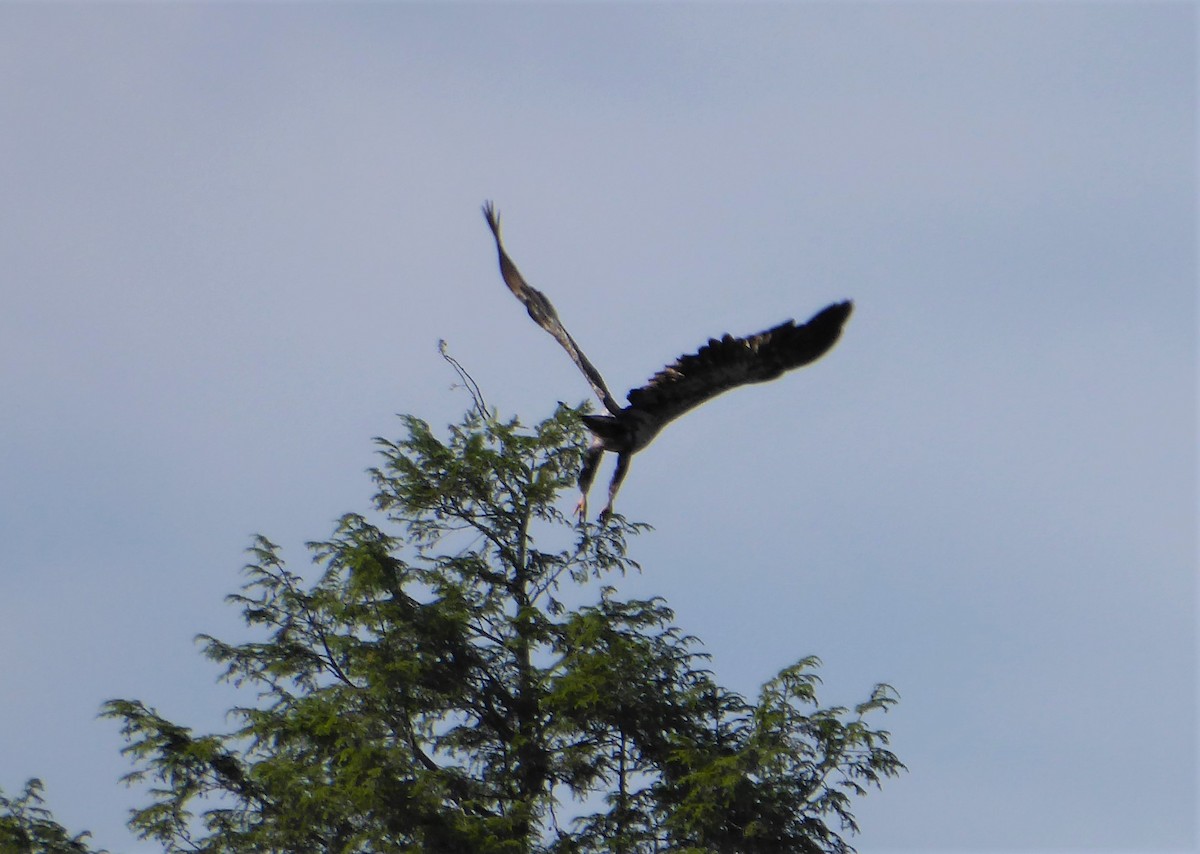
[482,201,852,520]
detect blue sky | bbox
[0,3,1195,852]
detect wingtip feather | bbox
[482,200,501,235]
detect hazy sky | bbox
[1,3,1195,852]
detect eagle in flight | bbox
[482,201,853,521]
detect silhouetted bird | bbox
[483,201,852,520]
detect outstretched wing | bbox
[483,202,622,416]
[625,300,853,426]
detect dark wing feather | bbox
[625,300,853,425]
[483,202,622,416]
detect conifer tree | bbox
[6,396,903,853]
[0,779,105,854]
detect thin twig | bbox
[439,339,489,421]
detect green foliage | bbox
[92,401,902,853]
[0,779,104,854]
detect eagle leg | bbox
[597,452,631,522]
[576,441,605,521]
